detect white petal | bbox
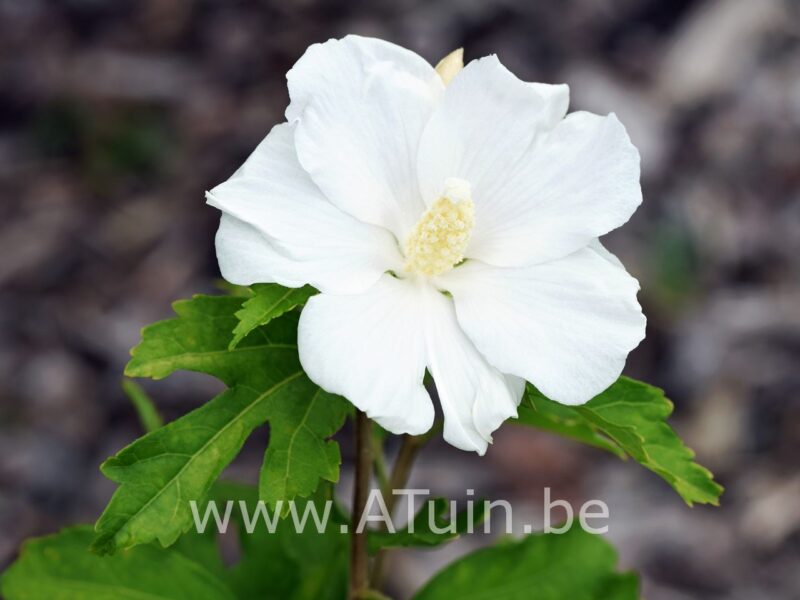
[297,276,520,452]
[287,35,444,238]
[208,123,403,295]
[417,55,640,267]
[298,276,434,435]
[216,214,391,294]
[215,214,305,287]
[441,246,646,405]
[421,286,520,454]
[528,82,570,116]
[589,238,625,269]
[417,55,569,208]
[466,111,642,267]
[504,374,527,404]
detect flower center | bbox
[403,178,475,276]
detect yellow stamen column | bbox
[404,178,475,277]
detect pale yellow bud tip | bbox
[435,48,464,86]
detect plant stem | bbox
[350,410,372,599]
[370,433,426,588]
[372,433,390,493]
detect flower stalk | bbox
[350,410,373,599]
[370,433,427,588]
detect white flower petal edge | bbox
[297,275,433,436]
[589,238,625,269]
[417,56,567,212]
[215,214,306,288]
[465,112,642,267]
[287,35,444,239]
[298,275,521,454]
[422,285,521,454]
[208,123,403,295]
[439,244,646,405]
[418,54,641,267]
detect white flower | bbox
[207,35,646,455]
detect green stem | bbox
[369,433,427,589]
[349,410,373,599]
[372,432,390,493]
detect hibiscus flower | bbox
[207,35,646,454]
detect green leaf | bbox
[229,284,316,349]
[597,573,641,600]
[93,295,348,555]
[0,526,236,600]
[413,526,638,600]
[517,377,723,506]
[259,385,348,515]
[3,484,349,600]
[214,279,254,297]
[122,378,163,433]
[210,481,348,600]
[515,399,624,458]
[368,497,486,554]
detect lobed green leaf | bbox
[515,377,723,506]
[413,526,637,600]
[1,526,236,600]
[93,295,348,554]
[212,482,348,600]
[229,284,316,350]
[2,483,349,600]
[259,385,348,515]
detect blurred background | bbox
[1,0,799,598]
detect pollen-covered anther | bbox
[404,178,475,276]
